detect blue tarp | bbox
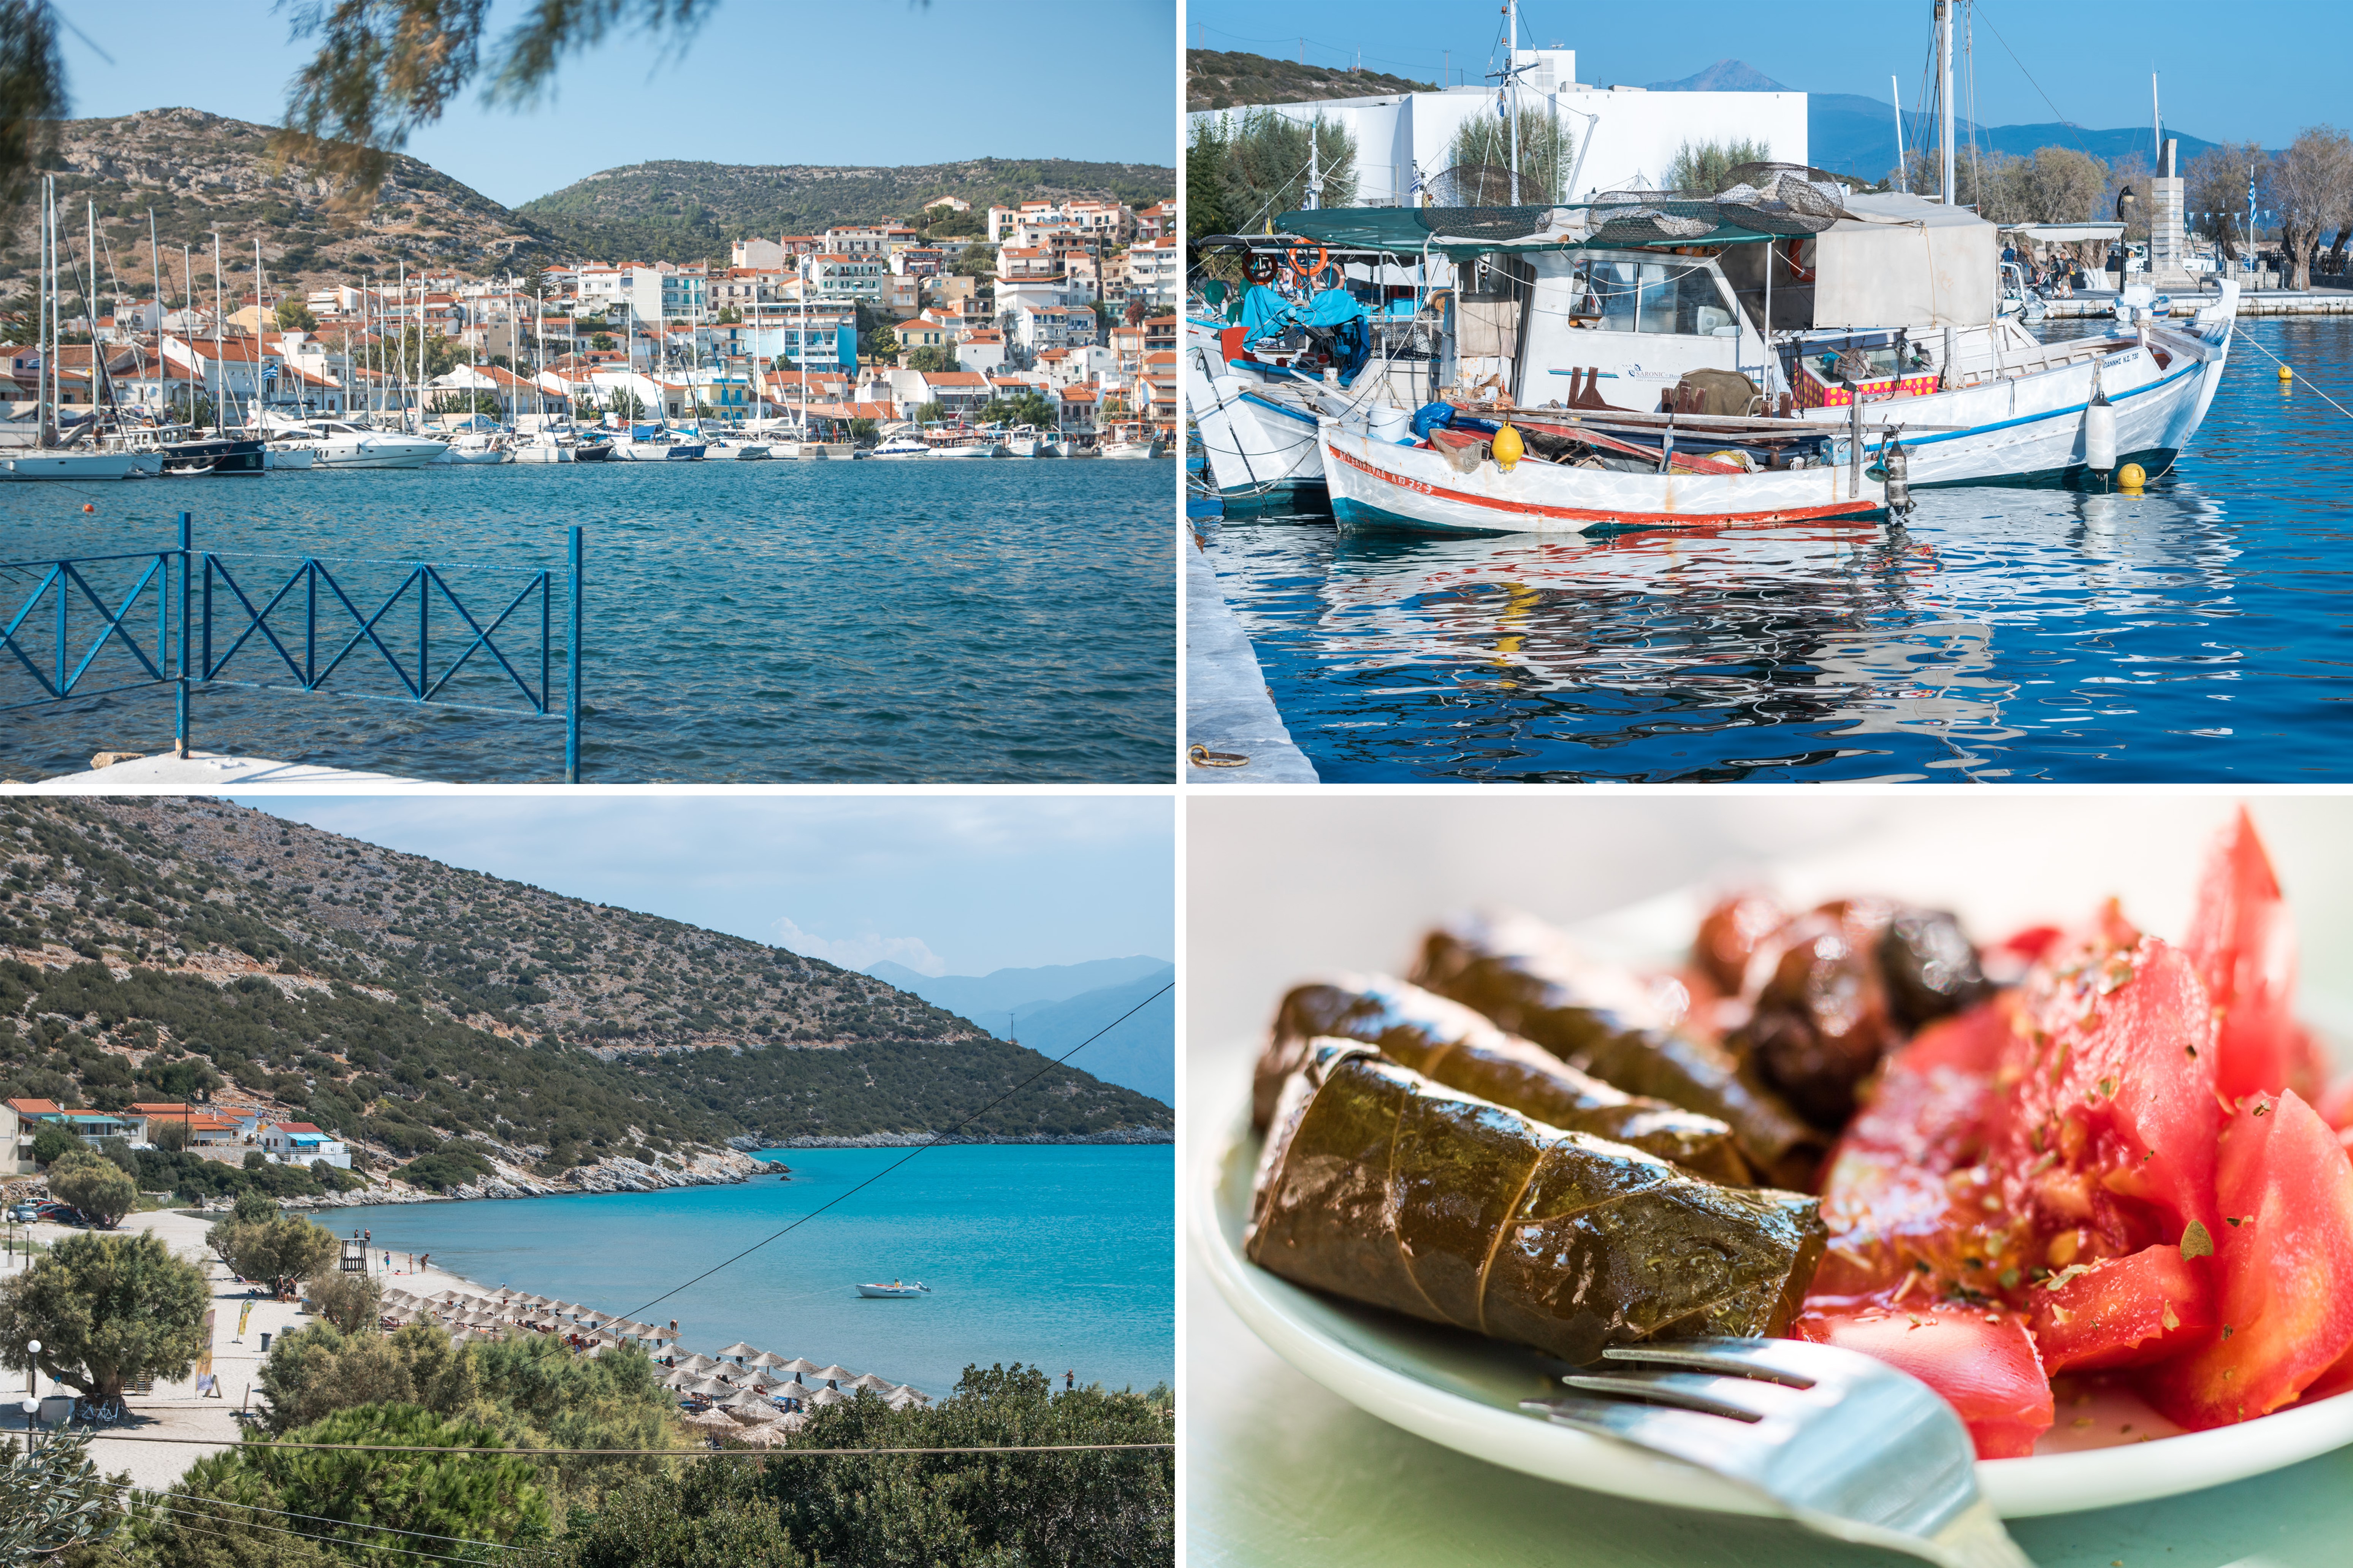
[1410,402,1456,442]
[1243,286,1375,384]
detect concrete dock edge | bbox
[1186,531,1317,784]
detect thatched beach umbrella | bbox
[674,1354,720,1375]
[887,1384,929,1404]
[769,1410,810,1433]
[773,1357,821,1379]
[684,1376,733,1399]
[745,1351,790,1370]
[807,1386,851,1406]
[846,1373,892,1393]
[808,1365,856,1388]
[885,1390,924,1411]
[713,1342,761,1363]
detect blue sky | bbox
[226,795,1174,979]
[62,0,1177,208]
[1188,1,2337,147]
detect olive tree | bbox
[306,1267,382,1334]
[48,1149,136,1229]
[0,1433,128,1563]
[208,1214,338,1298]
[2269,126,2353,289]
[0,1230,209,1401]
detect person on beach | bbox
[1065,1370,1074,1392]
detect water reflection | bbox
[1204,470,2279,781]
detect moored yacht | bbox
[279,419,450,469]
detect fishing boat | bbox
[1003,424,1044,457]
[1098,421,1164,459]
[855,1280,931,1299]
[610,423,707,461]
[1317,410,1884,535]
[926,429,1005,458]
[512,431,575,464]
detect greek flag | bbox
[262,363,279,386]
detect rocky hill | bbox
[1187,49,1433,112]
[0,799,1169,1202]
[5,108,564,296]
[516,157,1176,266]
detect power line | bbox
[616,982,1174,1323]
[158,1489,526,1552]
[79,1436,1172,1458]
[149,1502,493,1566]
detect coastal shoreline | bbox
[274,1129,1173,1211]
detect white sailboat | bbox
[2,177,138,481]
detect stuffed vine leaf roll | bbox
[1248,1044,1826,1366]
[1410,911,1825,1190]
[1261,974,1752,1184]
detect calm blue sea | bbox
[327,1144,1172,1400]
[1192,317,2353,782]
[1,458,1174,782]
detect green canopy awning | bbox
[1276,204,1782,259]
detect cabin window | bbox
[1571,258,1735,337]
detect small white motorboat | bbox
[855,1280,931,1299]
[869,433,930,459]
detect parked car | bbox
[6,1204,36,1223]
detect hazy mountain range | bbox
[1645,60,2218,181]
[868,957,1174,1106]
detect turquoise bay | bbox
[327,1144,1172,1400]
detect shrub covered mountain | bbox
[4,108,565,293]
[1187,49,1434,111]
[515,157,1176,265]
[0,799,1168,1196]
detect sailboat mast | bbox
[1507,0,1520,196]
[147,209,160,421]
[1936,0,1955,204]
[254,235,264,430]
[1892,75,1908,193]
[36,177,46,448]
[211,231,223,436]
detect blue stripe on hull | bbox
[1331,496,1506,535]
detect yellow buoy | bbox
[2279,364,2295,382]
[1491,422,1524,472]
[2117,462,2146,490]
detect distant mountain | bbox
[1188,48,1434,112]
[517,157,1174,265]
[867,957,1171,1029]
[1637,60,2216,185]
[1646,60,1791,93]
[1003,969,1175,1107]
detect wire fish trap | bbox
[1711,170,1852,235]
[1425,162,1538,209]
[1588,204,1717,244]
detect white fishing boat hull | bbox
[0,453,143,480]
[856,1283,930,1299]
[512,442,574,463]
[1819,287,2237,488]
[1100,442,1160,459]
[929,442,1002,458]
[1188,350,1326,500]
[1005,438,1041,457]
[1317,417,1884,536]
[444,446,510,464]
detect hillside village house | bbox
[1014,302,1097,352]
[809,254,887,302]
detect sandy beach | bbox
[0,1208,490,1490]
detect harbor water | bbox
[1,458,1174,783]
[1192,317,2353,782]
[326,1143,1174,1401]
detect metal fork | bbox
[1520,1337,2035,1568]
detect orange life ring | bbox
[1778,238,1817,285]
[1287,244,1328,278]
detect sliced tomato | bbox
[2182,807,2317,1103]
[2003,930,2220,1264]
[2141,1090,2353,1430]
[1793,1303,2053,1459]
[1812,1004,2013,1297]
[2027,1243,2217,1373]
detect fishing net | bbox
[1426,163,1539,208]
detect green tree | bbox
[259,1321,469,1433]
[428,390,501,417]
[28,1123,77,1166]
[152,1118,192,1151]
[714,306,742,323]
[590,332,615,352]
[0,2,67,221]
[306,1267,382,1334]
[1443,106,1575,203]
[231,1190,278,1225]
[209,1213,338,1297]
[0,1229,210,1400]
[1187,119,1236,239]
[914,399,947,423]
[274,298,318,333]
[980,392,1057,430]
[905,344,957,373]
[951,244,998,277]
[1209,108,1358,223]
[870,325,900,359]
[48,1149,135,1227]
[0,1433,127,1563]
[166,1405,551,1567]
[1666,137,1772,195]
[539,1459,806,1567]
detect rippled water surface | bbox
[1194,318,2353,782]
[331,1144,1173,1400]
[3,458,1175,782]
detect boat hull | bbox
[1317,418,1885,536]
[1188,350,1327,500]
[855,1284,929,1299]
[264,446,316,469]
[0,453,143,480]
[512,443,574,463]
[308,440,449,469]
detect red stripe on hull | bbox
[1326,442,1882,527]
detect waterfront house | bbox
[258,1122,351,1169]
[1013,302,1097,353]
[1056,382,1098,435]
[809,254,887,303]
[956,328,1006,373]
[0,1098,49,1174]
[8,1101,131,1152]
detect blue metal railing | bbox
[0,513,585,781]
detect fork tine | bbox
[1600,1337,1820,1387]
[1561,1368,1807,1422]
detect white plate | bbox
[1191,885,2353,1518]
